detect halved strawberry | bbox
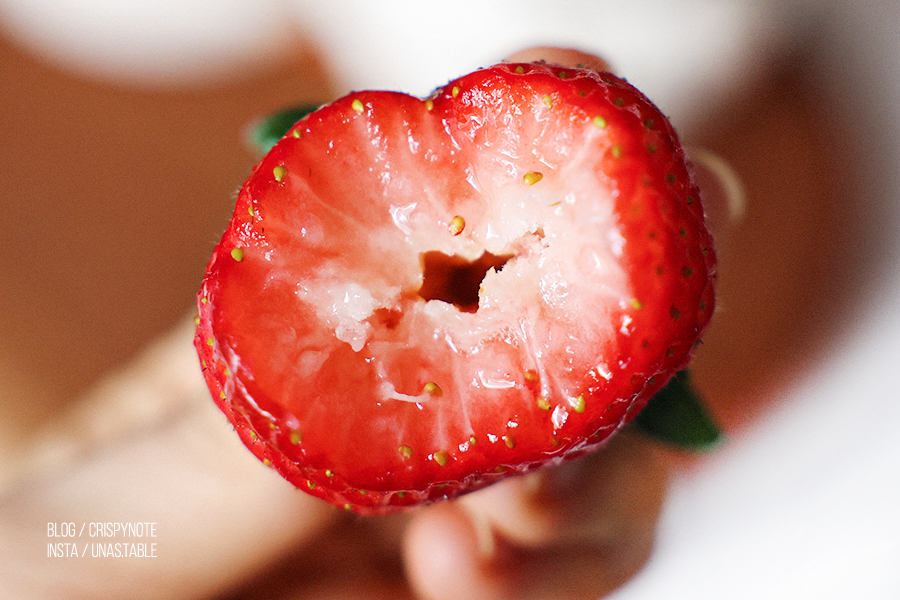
[195,62,716,513]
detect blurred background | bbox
[1,0,898,597]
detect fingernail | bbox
[688,147,746,237]
[460,500,497,560]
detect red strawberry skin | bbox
[195,62,715,513]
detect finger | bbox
[466,430,669,549]
[404,432,671,600]
[0,318,338,600]
[403,502,506,600]
[504,47,612,73]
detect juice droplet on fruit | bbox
[523,171,543,186]
[448,215,466,235]
[595,363,613,381]
[551,405,568,429]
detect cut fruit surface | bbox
[196,62,716,513]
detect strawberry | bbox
[195,62,716,514]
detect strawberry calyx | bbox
[633,370,720,450]
[245,103,322,155]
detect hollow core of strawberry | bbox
[418,250,513,313]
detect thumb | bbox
[402,431,671,600]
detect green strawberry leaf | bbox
[633,370,721,450]
[246,104,321,156]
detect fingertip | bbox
[403,504,504,600]
[458,473,557,549]
[504,47,612,73]
[463,431,670,551]
[435,434,669,600]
